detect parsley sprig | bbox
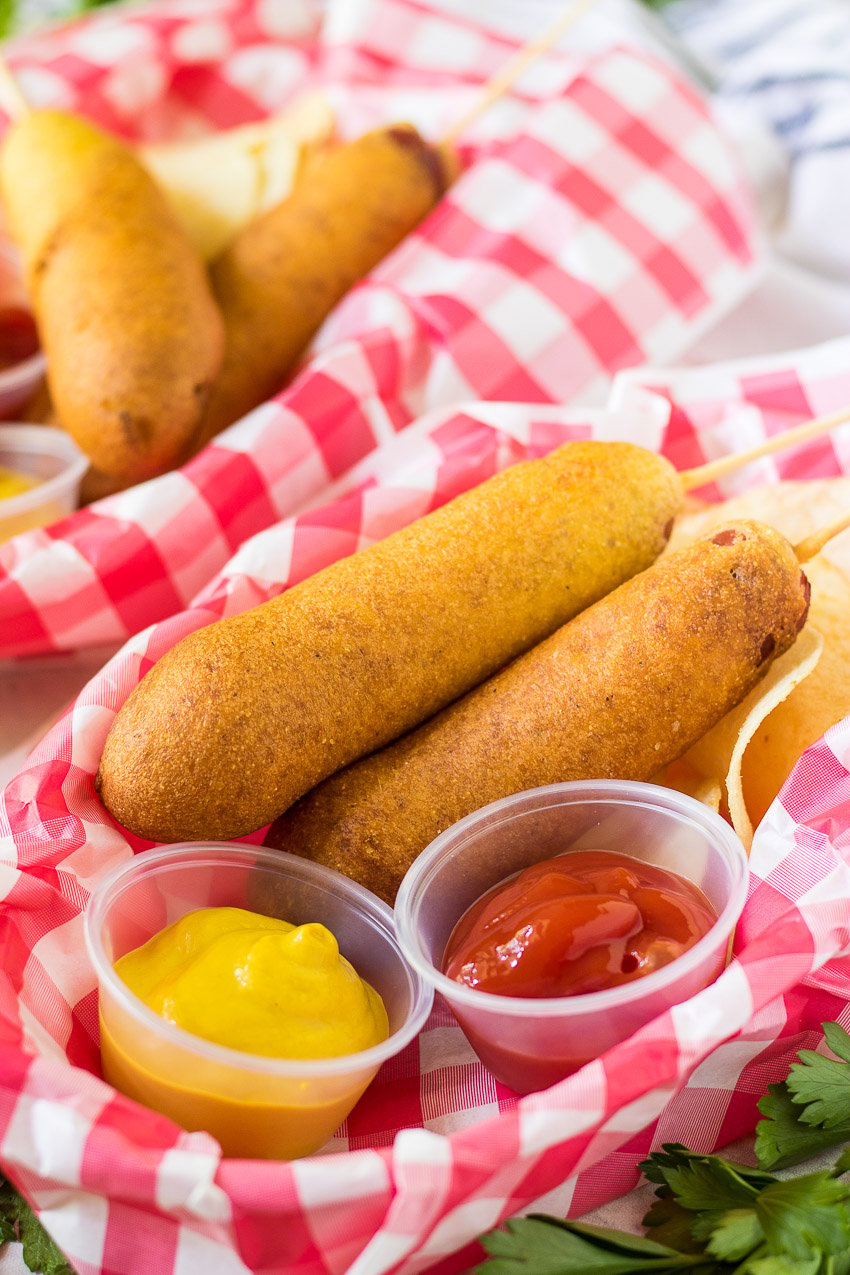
[756,1022,850,1172]
[0,1175,73,1275]
[4,1024,850,1274]
[476,1022,850,1274]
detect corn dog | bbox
[0,110,225,482]
[266,521,811,902]
[95,441,681,842]
[194,124,458,444]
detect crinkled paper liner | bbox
[5,1,850,1273]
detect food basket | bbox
[4,1,850,1273]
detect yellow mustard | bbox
[114,906,389,1060]
[0,464,39,501]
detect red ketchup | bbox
[0,307,39,371]
[442,850,717,999]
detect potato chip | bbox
[667,478,850,560]
[652,757,722,812]
[740,557,850,829]
[662,478,850,842]
[654,628,823,846]
[722,629,821,847]
[140,92,336,260]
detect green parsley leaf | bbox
[641,1151,764,1213]
[17,1204,75,1275]
[474,1215,718,1272]
[786,1049,850,1131]
[744,1257,820,1275]
[0,1175,73,1275]
[692,1208,763,1262]
[642,1146,775,1192]
[0,0,15,39]
[641,1145,701,1184]
[822,1022,850,1064]
[755,1083,850,1172]
[642,1195,706,1255]
[478,1024,850,1275]
[0,1177,22,1249]
[754,1173,850,1260]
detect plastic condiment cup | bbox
[0,349,45,420]
[85,843,433,1159]
[394,780,749,1094]
[0,424,87,541]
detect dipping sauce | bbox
[114,906,388,1058]
[0,306,38,371]
[0,463,39,502]
[102,906,390,1158]
[443,849,717,999]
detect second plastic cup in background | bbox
[394,780,749,1094]
[0,424,87,541]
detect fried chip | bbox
[661,478,850,843]
[653,629,823,844]
[667,478,850,559]
[654,758,723,813]
[139,92,336,260]
[723,627,820,846]
[740,557,850,829]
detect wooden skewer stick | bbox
[680,404,850,492]
[0,57,29,121]
[440,0,603,148]
[795,510,850,564]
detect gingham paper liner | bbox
[4,1,850,1271]
[5,336,850,1273]
[0,0,759,659]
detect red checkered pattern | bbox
[5,349,850,1275]
[0,0,758,659]
[6,2,850,1273]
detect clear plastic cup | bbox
[0,349,45,421]
[85,843,433,1159]
[394,780,749,1094]
[0,423,87,541]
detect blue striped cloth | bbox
[666,0,850,162]
[661,0,850,289]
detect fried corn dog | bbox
[195,124,457,444]
[266,522,811,902]
[0,110,225,483]
[96,441,681,842]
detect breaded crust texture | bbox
[198,124,458,442]
[96,441,681,841]
[0,110,225,482]
[268,521,811,901]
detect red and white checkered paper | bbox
[5,1,850,1273]
[0,0,760,660]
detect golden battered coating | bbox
[0,110,225,483]
[267,521,811,902]
[96,440,681,842]
[196,124,458,443]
